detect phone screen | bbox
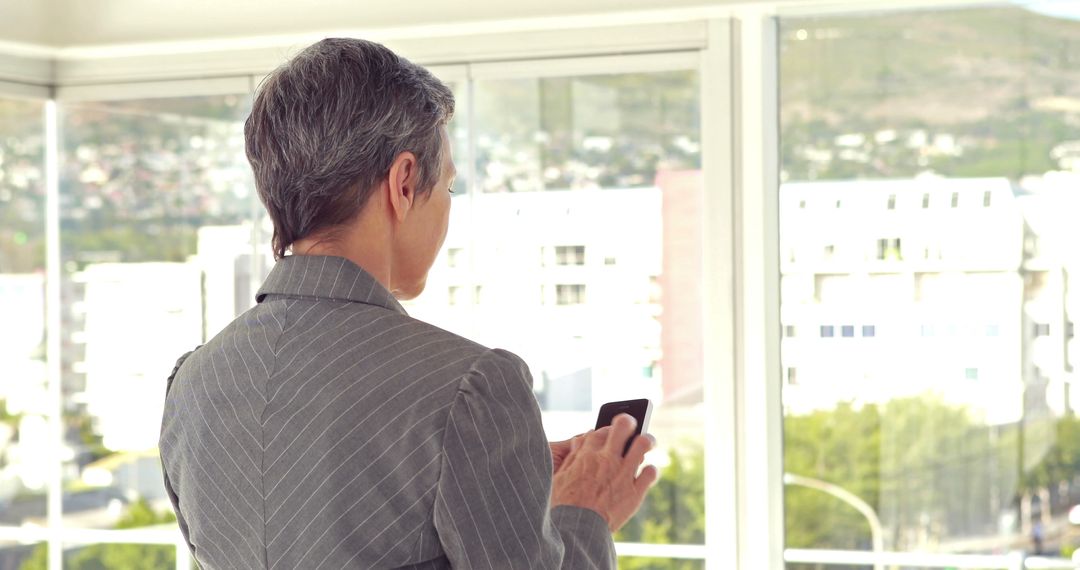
[594,398,651,456]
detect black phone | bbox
[594,398,653,456]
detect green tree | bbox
[20,500,178,570]
[616,446,706,570]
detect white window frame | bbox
[1,2,1056,569]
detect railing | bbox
[785,548,1078,570]
[3,528,1078,570]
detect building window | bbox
[473,286,482,305]
[1035,323,1050,337]
[785,325,797,338]
[648,276,662,304]
[447,247,465,268]
[786,367,798,386]
[799,200,807,208]
[556,284,586,305]
[965,367,979,380]
[841,325,855,338]
[820,325,835,338]
[887,194,896,210]
[1068,321,1075,339]
[862,325,876,337]
[986,324,1000,337]
[950,192,960,208]
[983,190,992,207]
[448,286,463,306]
[555,245,586,266]
[922,193,930,208]
[877,238,901,261]
[604,256,617,266]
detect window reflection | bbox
[0,99,48,545]
[58,95,256,533]
[781,4,1080,561]
[407,70,706,555]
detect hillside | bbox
[780,6,1080,180]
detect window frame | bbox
[0,2,1036,569]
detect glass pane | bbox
[472,71,699,192]
[617,557,704,570]
[62,542,175,569]
[781,2,1080,563]
[0,98,48,528]
[3,541,46,569]
[407,68,705,547]
[58,94,255,530]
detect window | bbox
[59,95,256,539]
[555,284,586,305]
[786,367,798,386]
[861,325,876,338]
[785,325,797,338]
[401,64,704,559]
[448,285,463,305]
[841,325,855,338]
[781,6,1080,566]
[0,97,48,533]
[554,245,586,266]
[887,194,896,210]
[447,247,465,268]
[820,325,834,338]
[876,238,901,261]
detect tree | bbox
[615,446,705,570]
[20,500,177,570]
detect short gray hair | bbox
[245,38,455,260]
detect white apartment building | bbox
[405,188,666,439]
[780,176,1078,425]
[73,262,203,451]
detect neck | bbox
[290,215,394,293]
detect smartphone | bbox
[594,398,653,456]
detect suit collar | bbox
[255,255,407,315]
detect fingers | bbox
[583,426,612,450]
[622,433,655,474]
[634,464,659,493]
[603,413,637,456]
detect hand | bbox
[550,414,659,533]
[550,432,591,474]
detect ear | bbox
[386,151,419,223]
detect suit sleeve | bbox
[161,349,198,556]
[433,349,616,569]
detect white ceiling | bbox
[0,0,777,49]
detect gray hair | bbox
[245,38,455,260]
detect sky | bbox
[1021,0,1080,20]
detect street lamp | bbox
[784,472,885,570]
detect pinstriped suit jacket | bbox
[159,255,615,569]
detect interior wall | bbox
[2,0,767,48]
[0,0,56,47]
